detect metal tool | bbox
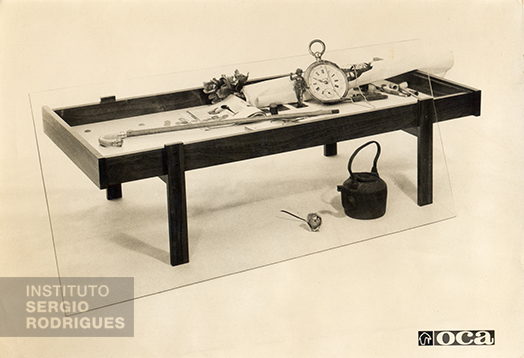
[98,109,340,147]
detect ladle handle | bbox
[348,141,381,176]
[280,210,306,222]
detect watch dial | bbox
[306,62,348,102]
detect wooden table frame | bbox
[42,70,481,266]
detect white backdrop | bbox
[0,1,523,357]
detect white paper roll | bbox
[345,47,454,88]
[243,77,296,107]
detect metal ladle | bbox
[280,210,322,232]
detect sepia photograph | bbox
[0,0,522,356]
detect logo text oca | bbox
[435,330,494,346]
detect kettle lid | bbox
[352,172,381,182]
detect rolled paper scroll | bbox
[243,76,309,107]
[345,46,454,88]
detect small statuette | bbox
[203,69,249,104]
[343,62,373,81]
[289,68,308,108]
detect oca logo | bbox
[418,330,495,346]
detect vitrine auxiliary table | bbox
[42,70,481,266]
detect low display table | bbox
[42,70,481,266]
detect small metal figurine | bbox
[203,69,249,103]
[290,68,308,108]
[343,62,373,81]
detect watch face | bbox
[305,61,349,103]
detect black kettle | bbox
[337,141,387,219]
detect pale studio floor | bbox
[1,2,523,357]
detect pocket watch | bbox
[304,39,350,103]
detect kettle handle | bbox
[348,141,381,176]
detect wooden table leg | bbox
[164,143,190,266]
[324,143,337,156]
[417,98,434,206]
[106,184,122,200]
